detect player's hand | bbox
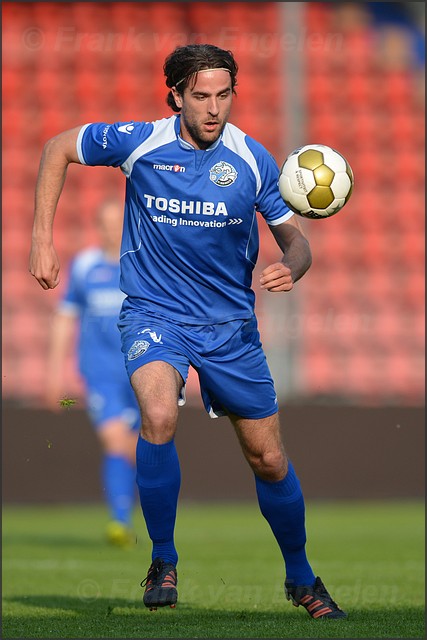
[260,262,294,292]
[29,241,60,290]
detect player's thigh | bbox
[130,361,185,442]
[119,310,192,438]
[119,311,190,413]
[130,360,183,409]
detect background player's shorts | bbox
[118,306,278,420]
[85,378,140,430]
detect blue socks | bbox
[255,461,316,587]
[103,454,136,525]
[135,436,312,582]
[136,436,181,566]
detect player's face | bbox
[172,70,233,150]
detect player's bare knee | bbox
[140,403,177,443]
[251,449,287,482]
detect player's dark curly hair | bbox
[164,44,238,112]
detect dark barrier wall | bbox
[2,404,424,503]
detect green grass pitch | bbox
[2,501,425,638]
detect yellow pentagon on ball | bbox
[313,164,335,186]
[307,185,335,209]
[298,149,324,170]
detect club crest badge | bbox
[209,161,238,187]
[127,340,150,361]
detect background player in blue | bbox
[45,200,140,547]
[30,44,347,619]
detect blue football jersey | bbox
[77,116,293,324]
[60,248,127,383]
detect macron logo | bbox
[153,163,186,173]
[117,123,135,134]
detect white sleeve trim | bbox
[121,117,177,178]
[76,123,92,165]
[267,210,295,226]
[221,123,262,196]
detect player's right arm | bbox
[29,126,83,290]
[30,119,151,290]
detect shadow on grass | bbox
[2,532,143,550]
[5,594,141,614]
[3,595,425,639]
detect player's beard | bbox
[183,117,227,150]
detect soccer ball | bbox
[278,144,354,219]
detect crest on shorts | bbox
[127,339,150,361]
[209,161,238,187]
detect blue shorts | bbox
[85,378,140,430]
[118,306,278,420]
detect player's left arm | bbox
[247,139,312,291]
[260,216,312,292]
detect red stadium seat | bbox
[349,109,392,149]
[226,2,280,33]
[344,350,383,398]
[17,352,48,399]
[114,74,138,107]
[382,71,417,109]
[382,348,417,397]
[306,73,341,107]
[301,347,337,395]
[149,2,187,31]
[398,269,425,310]
[352,147,393,185]
[2,67,27,102]
[394,149,425,186]
[341,31,377,74]
[188,3,230,35]
[2,187,31,225]
[388,111,424,149]
[109,2,150,27]
[409,312,426,349]
[70,2,114,29]
[2,230,32,270]
[353,186,391,232]
[344,73,378,108]
[31,1,71,24]
[391,187,425,232]
[305,3,332,33]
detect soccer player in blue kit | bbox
[30,44,347,619]
[45,200,140,547]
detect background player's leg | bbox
[229,412,315,587]
[131,361,183,566]
[98,419,138,545]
